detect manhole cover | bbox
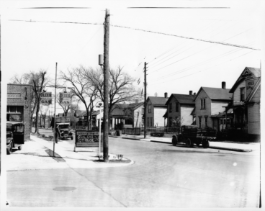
[53,187,76,191]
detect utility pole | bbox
[103,9,110,162]
[53,62,57,157]
[144,62,147,138]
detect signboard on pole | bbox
[59,92,71,105]
[40,92,52,105]
[74,130,103,152]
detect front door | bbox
[13,124,25,145]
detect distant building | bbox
[227,67,261,137]
[193,82,232,132]
[146,93,168,127]
[165,91,195,128]
[7,84,32,140]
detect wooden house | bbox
[146,93,168,127]
[193,82,232,131]
[164,91,195,127]
[228,67,261,137]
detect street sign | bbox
[59,92,71,105]
[40,92,52,105]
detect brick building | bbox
[7,84,32,140]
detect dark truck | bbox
[56,123,73,140]
[172,125,217,148]
[6,121,25,154]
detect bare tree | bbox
[85,66,139,125]
[60,67,98,130]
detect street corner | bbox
[92,153,134,168]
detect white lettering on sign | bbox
[7,93,21,99]
[40,92,52,98]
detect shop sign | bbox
[40,92,52,105]
[60,92,71,105]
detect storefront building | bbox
[7,84,32,140]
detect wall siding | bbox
[146,99,154,127]
[248,103,260,135]
[167,97,180,126]
[180,106,194,125]
[233,81,245,102]
[133,105,144,127]
[211,102,229,115]
[154,107,167,127]
[195,89,212,128]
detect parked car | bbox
[172,125,217,148]
[6,121,25,154]
[56,123,73,140]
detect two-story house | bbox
[146,93,168,127]
[193,82,232,132]
[165,91,195,127]
[228,67,261,137]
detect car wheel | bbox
[172,135,177,146]
[18,146,22,150]
[202,140,209,148]
[186,138,193,147]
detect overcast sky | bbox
[1,0,264,112]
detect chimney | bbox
[193,92,196,95]
[164,92,168,98]
[222,81,226,89]
[189,90,192,95]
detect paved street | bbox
[6,135,260,208]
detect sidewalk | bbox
[7,134,133,171]
[120,134,260,152]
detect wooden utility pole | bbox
[103,9,110,162]
[53,62,57,157]
[144,62,147,138]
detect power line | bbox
[9,19,260,50]
[148,50,255,85]
[151,48,242,80]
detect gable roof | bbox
[147,96,168,106]
[230,67,261,93]
[110,102,144,116]
[195,87,232,101]
[166,94,195,105]
[246,77,261,103]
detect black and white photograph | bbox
[0,0,264,210]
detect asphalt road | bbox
[7,136,260,208]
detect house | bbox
[193,82,232,132]
[227,67,261,138]
[146,93,168,127]
[109,102,144,129]
[165,91,196,128]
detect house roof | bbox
[166,94,195,105]
[230,67,261,93]
[195,87,232,101]
[110,102,144,117]
[147,96,168,106]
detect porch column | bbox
[112,118,115,129]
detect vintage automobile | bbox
[172,125,217,148]
[6,121,25,154]
[56,123,73,140]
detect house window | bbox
[198,116,202,128]
[176,102,179,112]
[201,98,206,109]
[148,105,151,113]
[205,116,208,127]
[240,87,245,101]
[169,103,172,113]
